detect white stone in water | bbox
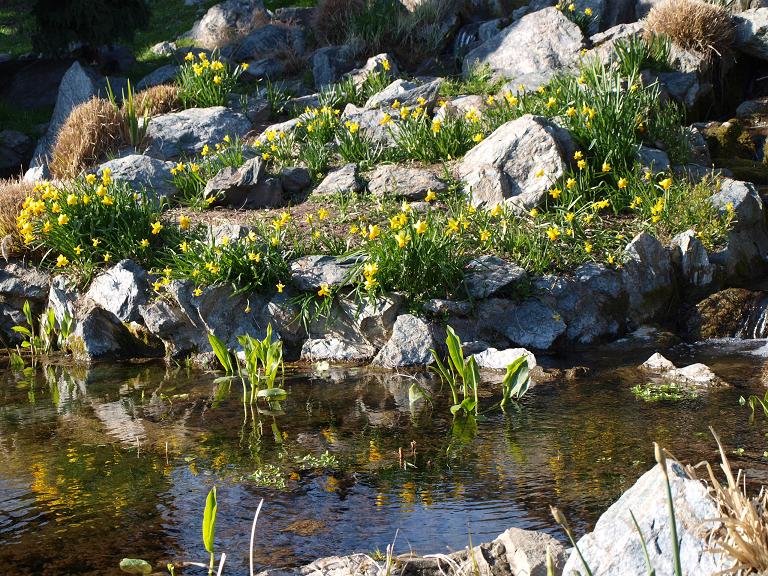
[641,352,676,371]
[472,347,537,370]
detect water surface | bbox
[1,339,767,575]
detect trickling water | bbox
[0,342,767,576]
[736,292,768,339]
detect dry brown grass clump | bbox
[646,0,736,58]
[130,84,181,118]
[702,429,768,574]
[311,0,366,45]
[49,97,122,179]
[0,177,35,255]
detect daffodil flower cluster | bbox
[178,50,249,108]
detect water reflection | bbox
[0,343,767,575]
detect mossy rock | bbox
[684,288,764,340]
[703,120,756,160]
[713,157,768,184]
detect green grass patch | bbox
[0,1,34,56]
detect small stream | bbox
[1,339,768,575]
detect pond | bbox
[1,338,768,575]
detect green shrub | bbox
[388,103,476,163]
[177,51,249,108]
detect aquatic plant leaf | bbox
[256,387,287,400]
[202,486,218,555]
[118,558,152,574]
[208,333,234,374]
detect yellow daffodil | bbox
[415,220,428,235]
[550,187,562,199]
[92,238,100,247]
[56,254,69,267]
[546,226,560,241]
[530,208,539,218]
[577,159,587,169]
[103,253,112,263]
[379,113,392,126]
[317,283,331,297]
[425,189,437,202]
[140,238,150,248]
[618,177,628,189]
[394,230,411,248]
[276,282,285,293]
[57,214,69,225]
[193,288,203,297]
[535,167,545,178]
[490,204,503,217]
[66,193,77,206]
[601,162,611,173]
[584,241,593,253]
[368,224,381,240]
[179,215,191,230]
[659,177,672,190]
[248,252,261,262]
[318,207,329,220]
[480,229,491,242]
[74,245,83,256]
[151,221,163,235]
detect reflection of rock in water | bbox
[91,401,146,444]
[281,519,328,537]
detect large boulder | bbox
[290,255,360,291]
[478,298,567,350]
[669,230,715,290]
[300,338,376,363]
[187,0,268,49]
[341,104,396,147]
[563,460,729,575]
[456,115,575,210]
[734,8,768,61]
[709,178,768,281]
[462,8,583,85]
[0,262,51,345]
[204,157,283,208]
[28,62,103,170]
[84,260,150,323]
[464,255,527,299]
[313,163,361,195]
[97,155,177,200]
[139,299,208,359]
[223,24,304,62]
[372,314,435,368]
[144,107,252,160]
[70,299,159,361]
[364,78,443,110]
[684,288,768,340]
[621,233,675,326]
[137,64,180,90]
[537,263,627,345]
[367,164,447,200]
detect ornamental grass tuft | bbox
[49,97,122,179]
[0,177,35,255]
[645,0,735,59]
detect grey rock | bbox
[457,114,575,210]
[48,275,78,324]
[433,95,485,122]
[224,24,302,61]
[670,230,714,289]
[300,338,376,362]
[139,299,210,358]
[587,22,645,65]
[463,8,583,85]
[372,314,435,368]
[166,281,271,350]
[312,45,355,88]
[97,155,177,200]
[709,178,768,280]
[144,107,252,160]
[280,166,312,193]
[313,163,361,195]
[208,223,254,244]
[537,263,626,344]
[563,460,728,575]
[464,255,526,299]
[344,53,399,88]
[257,117,303,142]
[735,8,768,61]
[30,62,102,168]
[686,125,711,166]
[424,299,472,316]
[341,104,396,146]
[637,145,670,174]
[0,262,50,301]
[621,232,675,326]
[736,96,768,116]
[367,164,446,200]
[204,157,283,208]
[657,71,712,111]
[188,0,268,49]
[338,293,403,348]
[70,299,157,361]
[635,0,665,18]
[641,352,677,371]
[290,255,360,290]
[150,41,177,57]
[136,64,180,90]
[364,78,443,110]
[472,347,537,370]
[84,260,150,323]
[243,57,285,80]
[478,298,566,350]
[226,93,270,124]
